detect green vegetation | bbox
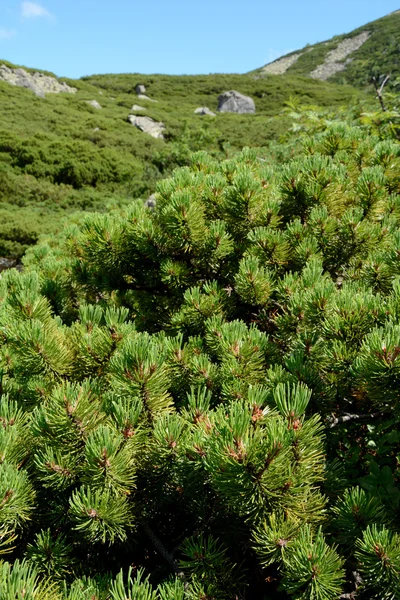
[1,16,400,595]
[329,11,400,89]
[255,11,400,90]
[0,101,399,597]
[0,60,364,258]
[2,11,400,259]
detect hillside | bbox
[0,60,364,259]
[255,10,400,89]
[1,13,400,599]
[1,112,400,600]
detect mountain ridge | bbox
[254,10,400,88]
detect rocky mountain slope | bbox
[256,10,400,88]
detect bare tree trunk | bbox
[372,75,390,112]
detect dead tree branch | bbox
[372,75,390,112]
[329,412,384,428]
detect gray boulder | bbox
[217,90,255,114]
[0,257,17,273]
[86,100,102,109]
[1,66,43,97]
[0,64,77,97]
[144,194,157,209]
[135,84,146,95]
[128,115,165,139]
[131,104,146,111]
[194,106,216,116]
[137,94,158,103]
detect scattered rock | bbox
[310,32,370,80]
[86,100,102,109]
[128,115,165,139]
[137,94,158,103]
[217,90,255,114]
[0,64,77,97]
[261,51,304,74]
[131,104,146,111]
[0,257,17,273]
[194,106,216,116]
[93,127,100,132]
[144,194,157,209]
[136,84,146,95]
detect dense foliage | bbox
[0,113,399,598]
[0,59,363,258]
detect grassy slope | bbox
[254,11,400,89]
[0,60,364,257]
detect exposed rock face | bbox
[0,64,77,97]
[131,104,146,111]
[137,94,158,103]
[86,100,102,109]
[310,32,370,80]
[262,52,304,74]
[135,84,146,94]
[128,115,165,139]
[194,106,216,116]
[217,90,255,114]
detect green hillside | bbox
[0,60,364,259]
[1,113,400,600]
[255,10,400,89]
[0,11,400,599]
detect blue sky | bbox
[1,1,399,78]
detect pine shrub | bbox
[0,122,399,598]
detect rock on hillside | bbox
[310,32,370,80]
[0,257,17,273]
[0,64,77,97]
[259,33,370,81]
[137,94,158,102]
[86,100,102,109]
[261,52,305,75]
[128,115,165,139]
[218,90,255,114]
[194,106,216,116]
[135,84,158,102]
[144,194,157,209]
